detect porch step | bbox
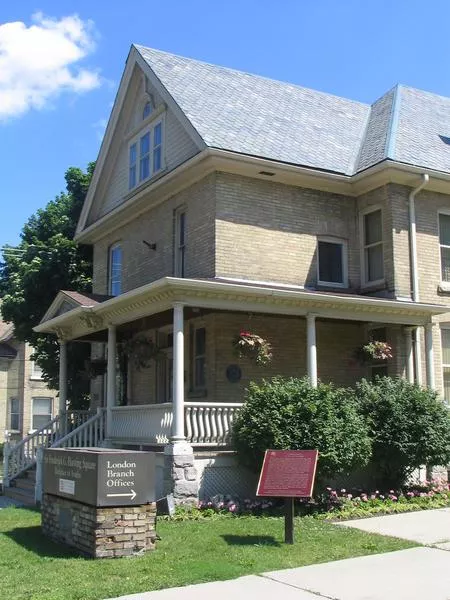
[3,485,35,506]
[3,466,37,506]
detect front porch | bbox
[34,277,448,499]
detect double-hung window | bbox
[439,213,450,283]
[31,360,43,380]
[441,328,450,405]
[128,119,164,190]
[362,208,384,285]
[9,398,20,431]
[32,397,52,430]
[174,207,186,277]
[317,237,348,287]
[192,327,206,390]
[109,243,122,296]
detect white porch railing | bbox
[3,410,96,485]
[51,409,107,449]
[108,402,242,446]
[185,402,242,446]
[110,404,173,444]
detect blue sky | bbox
[1,0,450,250]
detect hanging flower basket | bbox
[122,335,162,370]
[355,341,393,365]
[233,331,272,366]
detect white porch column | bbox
[414,327,423,386]
[58,340,68,415]
[106,324,117,437]
[404,327,415,384]
[172,303,185,442]
[425,322,436,389]
[306,313,318,388]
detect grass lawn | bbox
[0,507,415,600]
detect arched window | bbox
[143,100,153,119]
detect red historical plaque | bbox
[257,450,318,498]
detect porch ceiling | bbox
[34,277,449,341]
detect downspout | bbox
[409,174,429,387]
[409,174,429,302]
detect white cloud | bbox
[0,12,101,120]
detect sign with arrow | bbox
[43,448,155,507]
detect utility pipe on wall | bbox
[409,174,429,302]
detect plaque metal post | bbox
[284,497,294,544]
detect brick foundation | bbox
[41,493,157,558]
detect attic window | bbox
[439,135,450,146]
[143,101,153,120]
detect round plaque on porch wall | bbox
[226,364,242,383]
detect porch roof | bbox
[34,277,449,341]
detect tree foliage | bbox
[0,164,95,407]
[232,377,371,483]
[354,377,450,488]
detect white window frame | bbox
[174,206,186,277]
[9,397,21,432]
[108,242,122,296]
[438,210,450,289]
[192,326,206,391]
[128,115,164,191]
[360,206,385,287]
[31,396,53,432]
[316,236,348,288]
[30,360,43,380]
[441,325,450,405]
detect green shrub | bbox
[232,377,371,483]
[354,377,450,488]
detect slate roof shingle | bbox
[136,46,450,177]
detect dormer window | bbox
[128,118,164,190]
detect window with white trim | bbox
[109,243,122,296]
[441,328,450,405]
[362,208,384,284]
[31,360,43,380]
[128,119,164,190]
[439,213,450,282]
[317,237,348,287]
[9,397,20,431]
[32,397,52,430]
[174,207,186,277]
[192,327,206,390]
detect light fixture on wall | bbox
[142,240,157,251]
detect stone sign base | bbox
[41,493,157,558]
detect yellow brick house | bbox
[8,46,450,501]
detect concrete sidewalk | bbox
[106,508,450,600]
[106,546,450,600]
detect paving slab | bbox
[337,507,450,544]
[105,574,318,600]
[264,547,450,600]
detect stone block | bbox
[184,467,197,481]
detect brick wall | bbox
[124,312,378,406]
[92,173,216,295]
[41,494,157,558]
[215,173,359,288]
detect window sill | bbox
[360,280,386,294]
[187,389,207,399]
[438,282,450,294]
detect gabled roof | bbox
[40,290,112,325]
[136,45,370,176]
[77,46,450,239]
[136,46,450,177]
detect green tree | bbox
[0,164,95,407]
[232,377,371,484]
[354,377,450,488]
